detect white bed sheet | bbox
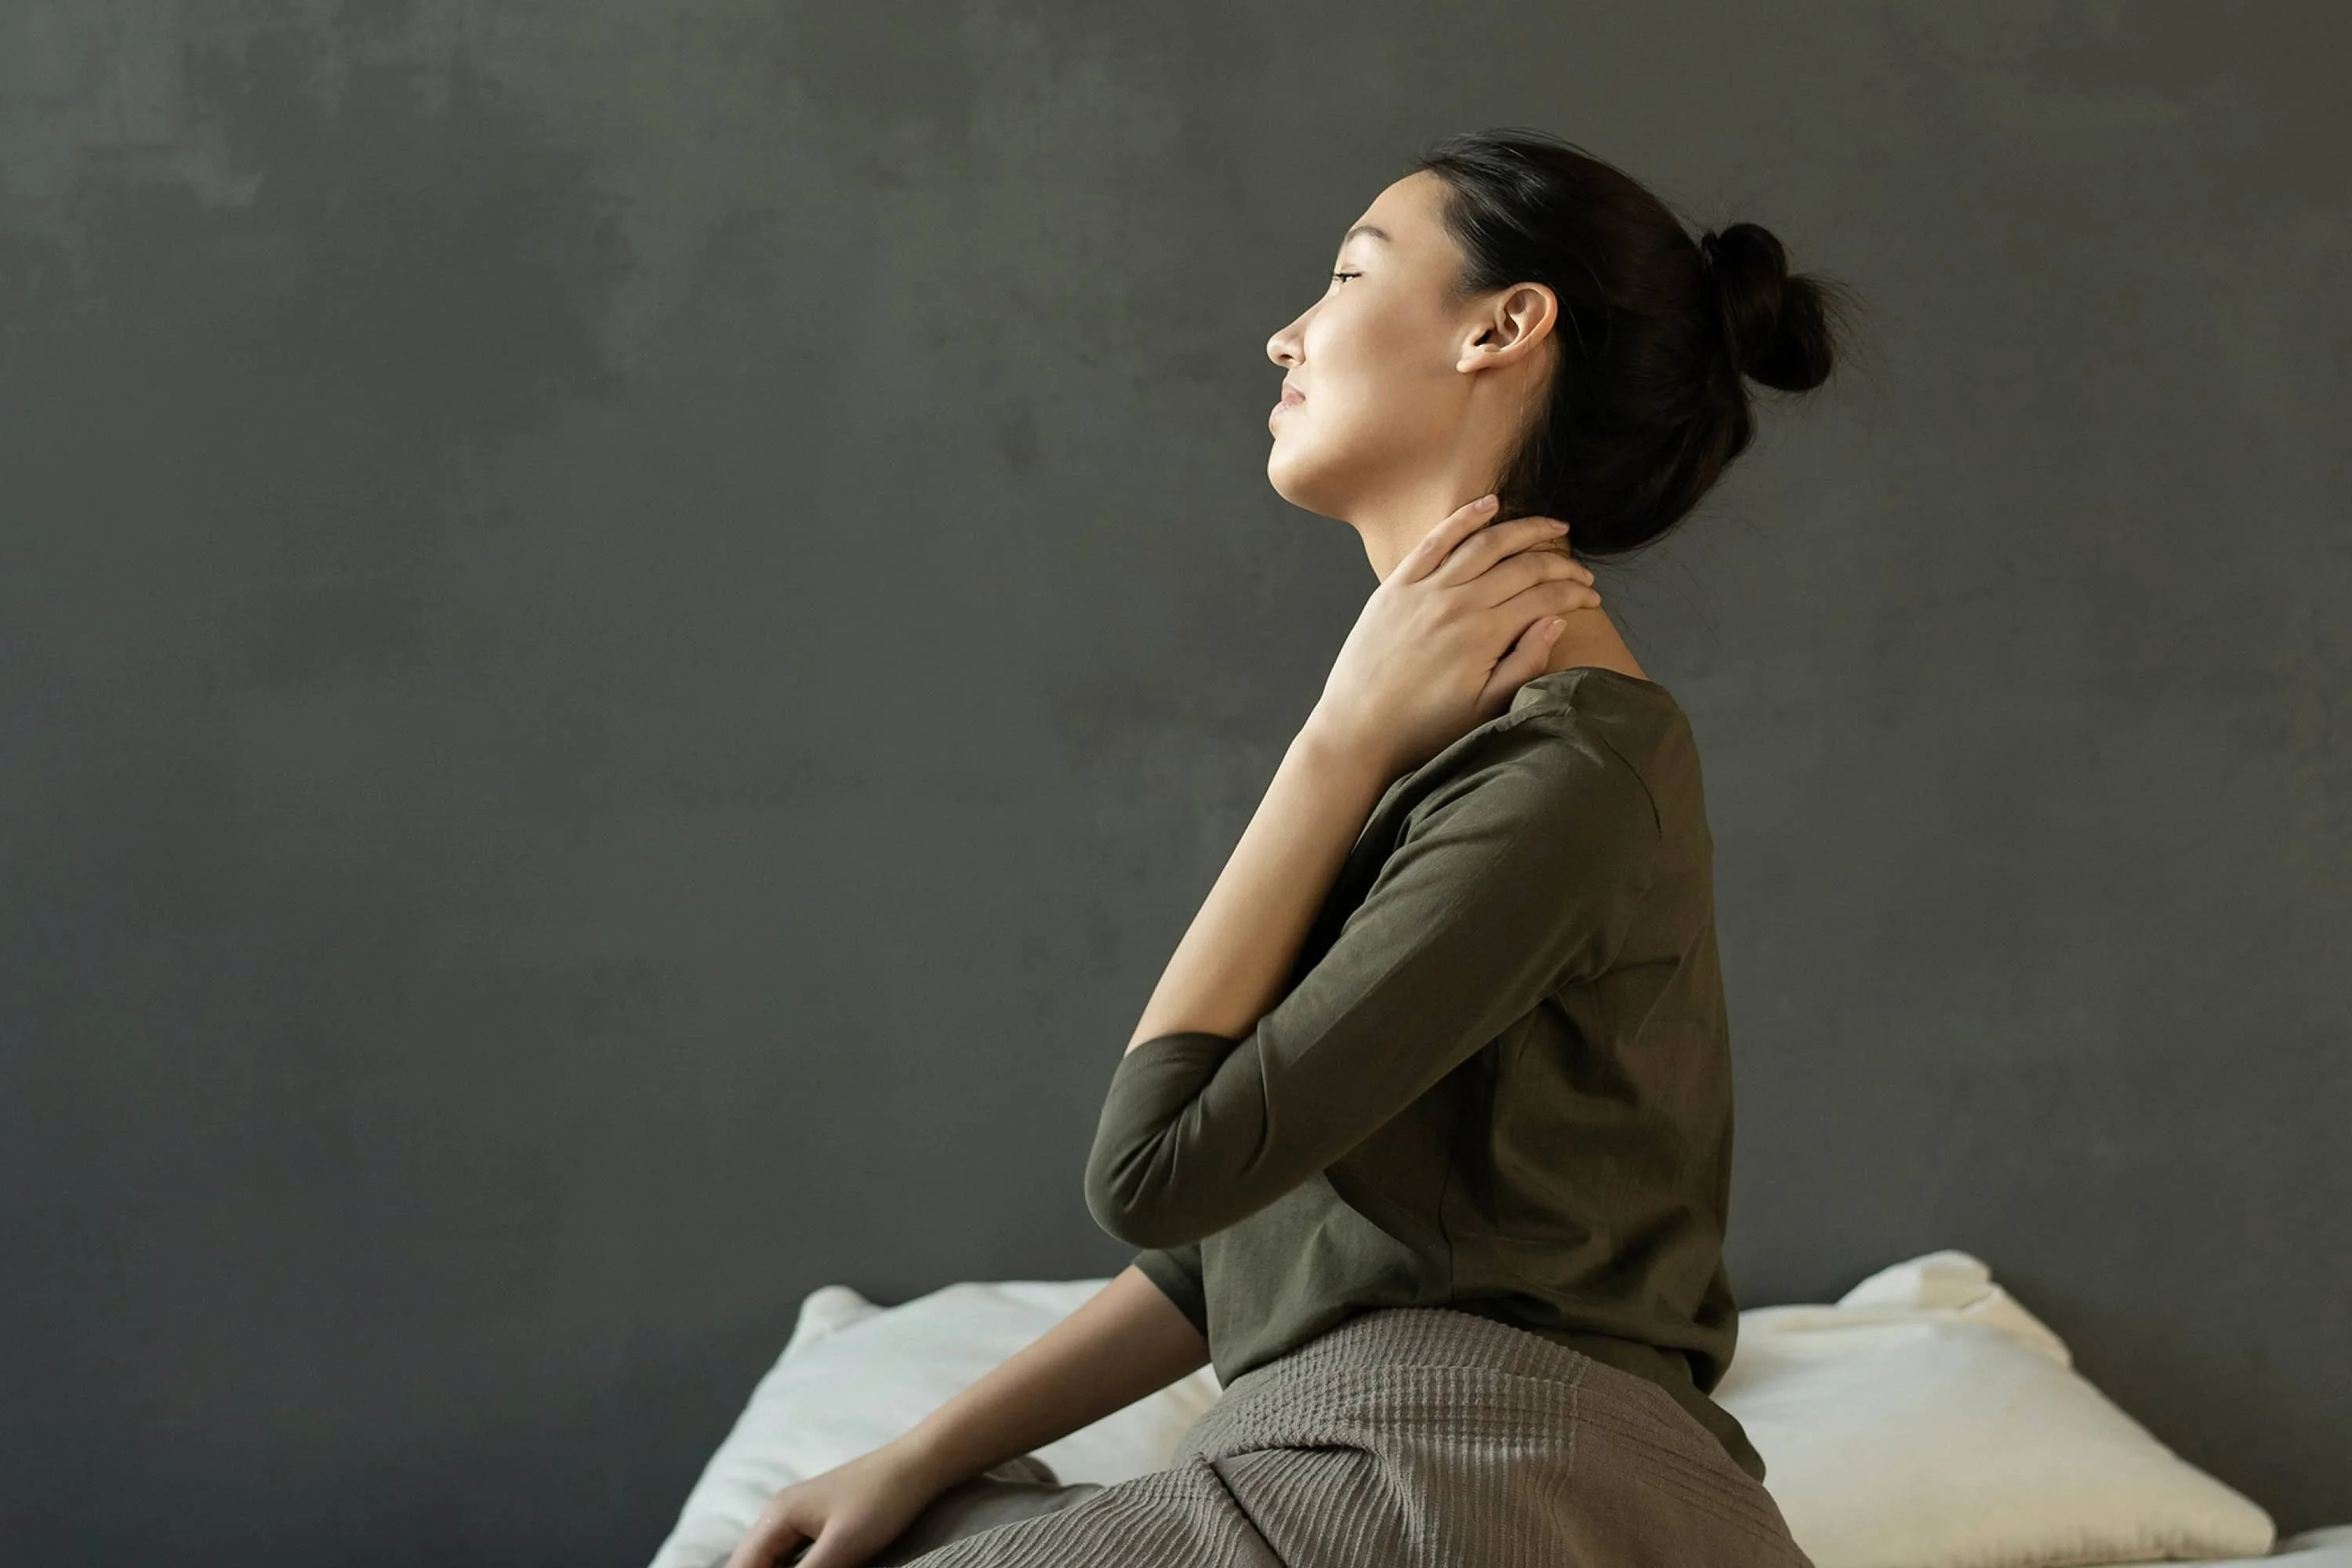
[651,1259,2350,1568]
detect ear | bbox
[1456,281,1560,373]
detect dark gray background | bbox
[3,2,2344,1563]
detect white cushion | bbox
[648,1277,1219,1568]
[650,1253,2347,1568]
[1711,1249,2285,1568]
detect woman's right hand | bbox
[724,1439,948,1568]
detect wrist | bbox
[884,1420,970,1493]
[1293,708,1398,785]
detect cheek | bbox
[1298,368,1443,459]
[1306,307,1451,429]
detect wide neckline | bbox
[1367,662,1684,838]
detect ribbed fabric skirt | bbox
[860,1305,1813,1567]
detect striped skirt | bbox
[860,1305,1813,1567]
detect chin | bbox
[1265,446,1345,520]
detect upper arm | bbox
[1130,1243,1208,1338]
[1083,727,1661,1249]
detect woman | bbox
[729,127,1856,1568]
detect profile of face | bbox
[1265,170,1559,544]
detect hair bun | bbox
[1698,222,1839,394]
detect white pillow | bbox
[647,1277,1220,1568]
[1713,1249,2283,1568]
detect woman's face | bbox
[1265,170,1555,544]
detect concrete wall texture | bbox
[2,2,2344,1563]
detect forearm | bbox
[1124,723,1392,1052]
[887,1265,1210,1492]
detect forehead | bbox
[1344,171,1445,251]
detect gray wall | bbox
[3,2,2345,1563]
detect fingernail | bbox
[1546,618,1567,637]
[1477,494,1498,510]
[1549,520,1568,532]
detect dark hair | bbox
[1406,127,1864,559]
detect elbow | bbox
[1082,1144,1202,1250]
[1086,1029,1248,1248]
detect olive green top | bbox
[1083,665,1763,1483]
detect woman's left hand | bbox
[1305,494,1600,779]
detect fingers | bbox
[1475,613,1570,717]
[1389,494,1503,583]
[1471,547,1595,608]
[727,1507,807,1568]
[1494,574,1605,630]
[1431,513,1572,586]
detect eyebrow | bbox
[1341,223,1392,245]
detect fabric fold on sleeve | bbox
[1083,723,1661,1250]
[1130,1243,1209,1339]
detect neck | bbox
[1351,476,1502,579]
[1345,501,1648,685]
[1537,606,1647,682]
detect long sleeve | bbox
[1131,1243,1208,1338]
[1083,720,1663,1250]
